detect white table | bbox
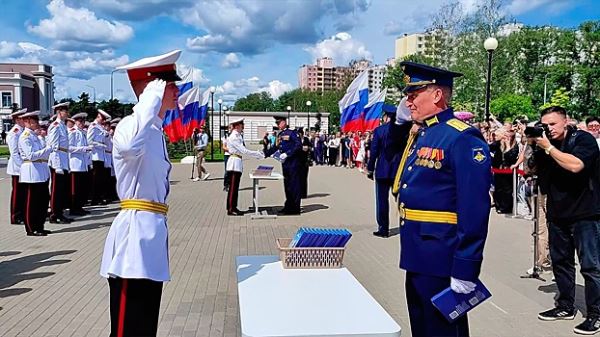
[249,172,283,219]
[236,255,402,337]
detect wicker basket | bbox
[276,238,346,269]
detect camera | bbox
[524,124,550,138]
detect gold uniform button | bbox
[402,184,407,189]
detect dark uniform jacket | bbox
[367,122,408,180]
[396,108,492,281]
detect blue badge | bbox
[472,148,487,164]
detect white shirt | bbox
[103,132,113,169]
[6,125,23,176]
[87,121,106,161]
[68,126,89,172]
[48,119,70,170]
[101,81,172,282]
[226,129,263,172]
[19,128,52,183]
[221,136,230,156]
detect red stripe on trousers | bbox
[117,279,128,337]
[11,176,17,223]
[51,170,56,210]
[71,173,76,197]
[25,185,32,233]
[227,173,236,212]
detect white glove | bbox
[144,78,167,97]
[450,277,476,294]
[395,97,412,125]
[85,145,93,152]
[55,168,64,175]
[279,153,288,162]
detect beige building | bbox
[394,33,427,60]
[299,57,386,94]
[0,63,54,131]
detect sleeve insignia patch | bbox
[447,118,470,132]
[281,135,290,141]
[22,131,30,137]
[472,147,487,163]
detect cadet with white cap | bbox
[7,108,28,224]
[19,111,52,236]
[100,49,181,337]
[68,112,92,215]
[102,119,115,202]
[87,109,110,205]
[225,118,264,215]
[48,101,73,223]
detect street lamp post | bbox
[286,105,291,121]
[483,37,498,124]
[224,106,229,127]
[209,86,215,160]
[306,101,312,132]
[85,84,96,104]
[110,69,119,101]
[217,98,223,153]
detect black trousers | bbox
[493,173,513,213]
[329,148,338,166]
[406,272,470,337]
[91,161,106,203]
[223,155,230,189]
[549,219,600,317]
[299,164,309,199]
[283,165,302,212]
[50,168,70,218]
[70,171,86,211]
[226,171,242,212]
[10,175,26,223]
[108,277,163,337]
[23,182,49,234]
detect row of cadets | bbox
[7,108,28,224]
[68,112,92,215]
[48,102,73,224]
[18,110,52,236]
[104,117,120,201]
[87,109,111,205]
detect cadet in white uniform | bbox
[48,102,72,223]
[225,118,264,215]
[87,109,110,205]
[7,108,27,224]
[19,111,52,236]
[100,49,181,337]
[69,113,92,215]
[102,119,115,202]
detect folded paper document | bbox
[289,227,352,248]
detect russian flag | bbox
[163,108,184,142]
[179,87,209,140]
[339,70,369,132]
[363,89,387,131]
[177,69,194,96]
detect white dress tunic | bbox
[100,82,172,282]
[68,126,89,172]
[226,129,264,172]
[48,120,70,171]
[87,121,106,162]
[19,128,52,183]
[6,125,23,176]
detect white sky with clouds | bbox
[0,0,597,106]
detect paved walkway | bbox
[0,158,586,336]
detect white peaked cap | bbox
[21,110,41,118]
[11,108,27,117]
[52,102,70,110]
[229,117,244,126]
[97,109,111,120]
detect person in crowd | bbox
[192,125,210,181]
[313,131,324,165]
[490,125,520,214]
[364,131,372,166]
[533,106,600,335]
[350,131,360,169]
[1,128,6,145]
[48,102,73,224]
[100,50,182,337]
[298,128,312,198]
[262,132,270,153]
[341,132,351,167]
[7,108,27,225]
[328,133,340,166]
[265,116,303,215]
[19,110,52,236]
[222,124,232,192]
[392,61,491,337]
[225,118,264,215]
[88,109,111,205]
[585,116,600,148]
[322,132,329,164]
[355,133,367,172]
[68,112,92,216]
[268,131,277,149]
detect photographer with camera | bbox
[531,106,600,335]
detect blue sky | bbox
[0,0,598,106]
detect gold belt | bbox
[230,154,242,158]
[398,205,457,224]
[24,159,48,163]
[58,147,68,152]
[120,199,168,215]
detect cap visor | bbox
[402,84,427,93]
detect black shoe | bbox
[27,231,47,237]
[538,307,576,321]
[227,211,243,216]
[40,229,52,235]
[49,216,72,224]
[373,230,389,238]
[11,220,23,225]
[574,316,600,335]
[69,209,88,216]
[279,209,301,215]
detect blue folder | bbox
[431,279,492,323]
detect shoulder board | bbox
[13,127,19,132]
[91,122,96,126]
[446,118,470,132]
[53,121,59,126]
[22,131,30,137]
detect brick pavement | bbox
[0,158,587,336]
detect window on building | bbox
[1,92,12,108]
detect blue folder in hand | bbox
[431,279,492,323]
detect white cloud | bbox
[304,32,372,65]
[0,41,25,58]
[177,63,211,86]
[221,53,241,68]
[212,76,294,105]
[261,80,293,99]
[28,0,134,51]
[505,0,572,15]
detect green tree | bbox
[233,92,275,111]
[490,94,537,122]
[540,87,572,111]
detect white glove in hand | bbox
[450,277,476,294]
[144,78,167,97]
[86,145,93,152]
[55,168,64,175]
[279,153,288,162]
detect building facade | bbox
[0,63,54,131]
[298,57,386,94]
[394,33,427,60]
[207,110,330,143]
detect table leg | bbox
[254,179,259,216]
